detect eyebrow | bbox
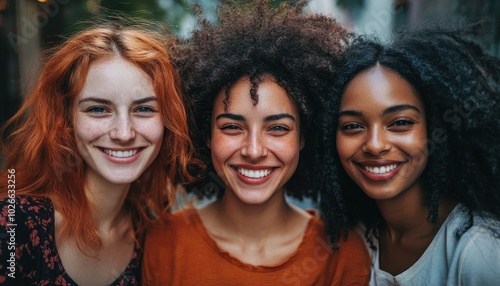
[264,113,295,122]
[383,104,421,115]
[215,113,295,122]
[338,104,421,117]
[78,96,157,105]
[215,113,245,121]
[338,110,362,117]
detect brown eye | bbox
[390,119,415,127]
[268,125,289,132]
[341,123,363,130]
[221,124,240,130]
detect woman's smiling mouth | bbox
[101,148,140,158]
[236,167,273,179]
[356,162,404,181]
[363,164,398,174]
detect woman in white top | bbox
[317,25,500,285]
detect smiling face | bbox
[74,56,164,187]
[210,76,303,205]
[336,65,428,201]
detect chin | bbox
[233,190,277,205]
[104,173,142,185]
[362,188,402,201]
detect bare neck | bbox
[374,182,458,276]
[197,188,312,266]
[377,189,428,239]
[84,171,131,231]
[199,188,309,241]
[376,181,455,242]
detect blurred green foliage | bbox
[40,0,293,45]
[41,0,189,45]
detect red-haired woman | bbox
[0,21,197,285]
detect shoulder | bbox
[143,207,201,283]
[146,207,199,240]
[305,218,371,284]
[0,196,55,244]
[303,209,324,233]
[0,196,56,283]
[441,205,500,284]
[337,228,371,261]
[305,211,367,247]
[1,196,54,229]
[452,218,500,284]
[305,213,369,260]
[171,207,200,225]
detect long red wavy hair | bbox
[0,21,199,252]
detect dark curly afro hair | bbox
[171,0,350,200]
[317,24,500,244]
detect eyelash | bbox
[221,124,241,130]
[340,123,363,130]
[339,119,415,131]
[86,106,108,113]
[268,125,290,132]
[390,119,415,126]
[219,124,291,133]
[86,106,156,114]
[135,106,156,113]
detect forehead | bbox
[341,65,423,111]
[213,76,298,115]
[79,56,155,101]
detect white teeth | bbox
[237,168,272,179]
[103,149,138,158]
[364,164,398,174]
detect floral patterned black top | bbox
[0,196,141,285]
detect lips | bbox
[101,148,139,158]
[356,161,403,181]
[231,165,275,185]
[363,164,398,174]
[236,167,273,179]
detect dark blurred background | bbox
[1,0,499,129]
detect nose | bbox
[240,131,267,161]
[362,126,390,155]
[109,115,136,143]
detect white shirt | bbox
[358,204,500,286]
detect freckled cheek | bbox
[72,120,106,160]
[142,118,164,144]
[270,139,301,164]
[210,136,238,162]
[74,120,109,143]
[209,141,234,179]
[210,148,227,174]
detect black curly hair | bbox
[171,0,350,199]
[318,24,500,244]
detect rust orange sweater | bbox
[143,208,370,285]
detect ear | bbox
[206,137,211,149]
[300,136,305,151]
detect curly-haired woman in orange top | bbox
[142,1,370,285]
